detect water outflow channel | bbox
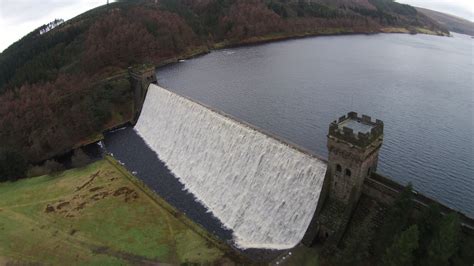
[104,84,327,251]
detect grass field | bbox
[0,157,239,265]
[275,245,320,266]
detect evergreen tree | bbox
[451,231,474,266]
[426,213,461,266]
[374,184,415,257]
[383,224,419,266]
[415,204,443,265]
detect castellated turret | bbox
[327,112,384,205]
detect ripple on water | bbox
[155,33,474,218]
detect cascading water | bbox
[135,84,327,250]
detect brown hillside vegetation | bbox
[416,7,474,36]
[0,0,449,178]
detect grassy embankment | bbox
[0,157,241,265]
[380,27,448,35]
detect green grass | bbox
[279,245,320,266]
[0,158,236,265]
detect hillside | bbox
[0,0,449,173]
[0,157,241,264]
[416,7,474,36]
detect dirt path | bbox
[76,171,100,191]
[0,196,68,209]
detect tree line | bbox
[0,0,449,181]
[335,185,473,266]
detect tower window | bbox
[336,164,342,172]
[367,167,372,177]
[345,169,351,177]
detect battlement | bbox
[328,112,383,148]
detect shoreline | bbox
[30,26,450,166]
[157,27,449,70]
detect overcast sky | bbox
[0,0,473,53]
[398,0,474,21]
[0,0,106,52]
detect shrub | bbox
[27,159,66,177]
[26,165,50,177]
[374,184,415,257]
[71,148,91,168]
[383,225,419,266]
[43,160,64,175]
[0,150,27,181]
[426,213,461,266]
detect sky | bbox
[0,0,106,52]
[0,0,473,53]
[397,0,474,21]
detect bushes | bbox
[26,165,49,178]
[71,149,91,168]
[0,74,132,163]
[373,184,415,257]
[425,213,461,266]
[371,185,465,265]
[383,225,419,266]
[452,231,474,265]
[25,148,91,178]
[0,150,27,181]
[27,160,64,178]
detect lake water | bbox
[155,33,474,218]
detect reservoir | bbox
[154,33,474,218]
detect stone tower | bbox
[327,112,384,205]
[128,65,157,124]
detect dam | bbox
[131,84,327,249]
[103,75,474,258]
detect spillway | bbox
[134,84,327,250]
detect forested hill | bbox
[416,7,474,36]
[0,0,448,178]
[0,0,449,92]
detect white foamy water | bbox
[135,84,327,249]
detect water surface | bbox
[156,33,474,217]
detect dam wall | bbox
[363,172,474,231]
[134,84,327,250]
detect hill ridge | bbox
[416,6,474,36]
[0,0,450,172]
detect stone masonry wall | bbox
[363,172,474,231]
